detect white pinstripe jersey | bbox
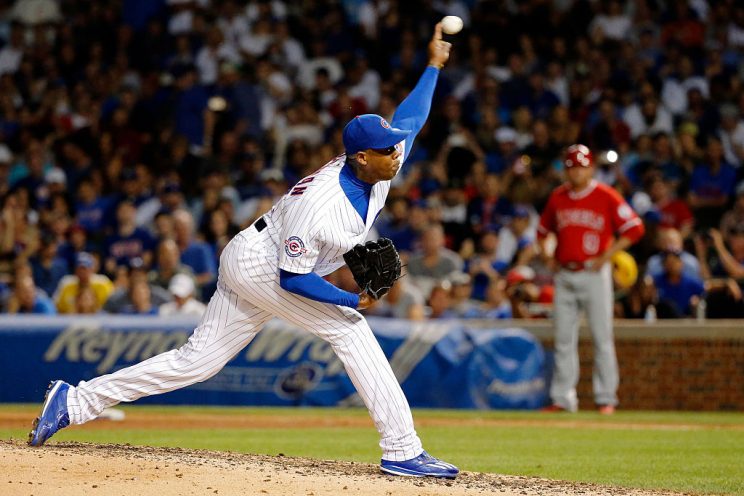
[244,154,392,277]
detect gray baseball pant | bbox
[550,264,618,411]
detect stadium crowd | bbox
[2,0,744,320]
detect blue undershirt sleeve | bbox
[279,269,360,308]
[391,66,439,161]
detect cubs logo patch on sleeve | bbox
[284,236,308,257]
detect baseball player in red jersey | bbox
[538,144,645,414]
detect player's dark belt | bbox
[255,217,267,232]
[560,261,586,271]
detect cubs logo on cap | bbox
[342,114,411,155]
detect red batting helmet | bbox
[564,144,594,168]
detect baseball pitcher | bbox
[29,25,457,479]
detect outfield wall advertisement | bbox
[0,316,549,409]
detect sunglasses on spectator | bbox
[662,249,682,257]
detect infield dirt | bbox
[2,439,690,496]
[1,409,697,496]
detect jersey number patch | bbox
[583,232,600,255]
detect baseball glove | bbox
[343,238,402,300]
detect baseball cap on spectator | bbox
[686,81,708,98]
[480,224,500,236]
[76,252,95,269]
[512,205,530,219]
[44,168,67,185]
[342,114,411,155]
[495,127,518,144]
[506,265,535,286]
[162,182,181,194]
[643,209,662,224]
[169,273,195,298]
[448,271,471,286]
[0,144,12,164]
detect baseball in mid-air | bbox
[441,15,463,35]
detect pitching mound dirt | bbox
[2,439,687,496]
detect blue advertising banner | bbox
[0,316,549,409]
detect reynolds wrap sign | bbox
[1,316,548,409]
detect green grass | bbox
[3,406,743,495]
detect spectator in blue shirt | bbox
[689,137,737,229]
[449,271,481,318]
[74,177,113,236]
[652,249,705,317]
[466,173,513,234]
[103,199,156,274]
[30,234,68,297]
[645,227,701,279]
[376,197,419,253]
[479,278,512,319]
[466,230,501,301]
[173,208,216,296]
[6,275,56,314]
[173,64,209,148]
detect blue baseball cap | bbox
[342,114,410,155]
[512,205,531,218]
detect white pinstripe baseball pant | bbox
[66,229,423,461]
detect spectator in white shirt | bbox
[0,23,24,76]
[589,0,632,41]
[623,96,674,139]
[217,0,250,49]
[719,104,744,168]
[195,27,241,86]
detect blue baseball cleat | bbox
[28,380,71,447]
[380,451,459,479]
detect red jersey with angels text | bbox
[538,180,645,265]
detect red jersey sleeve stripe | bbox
[617,218,643,233]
